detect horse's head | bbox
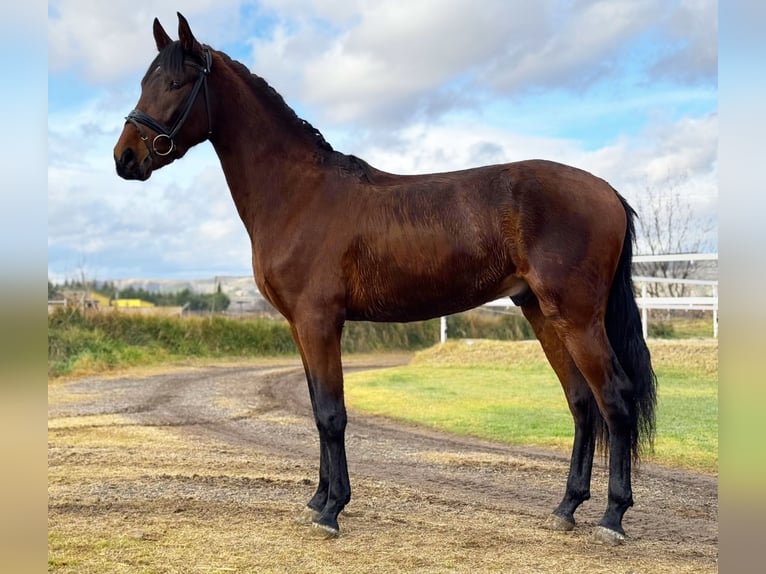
[114,13,213,181]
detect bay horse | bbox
[114,13,656,545]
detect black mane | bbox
[216,50,334,154]
[144,41,187,82]
[219,50,378,180]
[149,41,375,179]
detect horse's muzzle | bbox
[115,147,151,181]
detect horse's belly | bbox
[345,271,528,322]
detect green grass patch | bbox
[47,307,537,379]
[48,309,442,378]
[647,315,716,339]
[47,308,298,378]
[346,339,718,473]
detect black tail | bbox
[602,193,658,460]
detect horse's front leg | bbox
[291,312,350,536]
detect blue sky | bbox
[48,0,718,282]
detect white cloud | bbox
[48,0,244,83]
[248,0,716,128]
[354,121,580,175]
[348,111,717,223]
[581,113,718,235]
[48,93,251,279]
[47,1,718,280]
[301,0,519,123]
[652,0,718,82]
[252,0,533,124]
[483,0,662,91]
[256,0,360,25]
[642,115,718,183]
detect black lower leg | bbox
[598,365,636,536]
[599,426,633,535]
[303,369,329,514]
[314,433,350,531]
[554,419,596,524]
[307,437,329,513]
[311,391,351,532]
[292,313,350,534]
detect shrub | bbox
[649,321,676,338]
[48,307,538,378]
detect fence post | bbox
[713,284,718,339]
[640,282,648,339]
[440,316,447,343]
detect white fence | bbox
[439,253,718,342]
[633,276,718,339]
[632,253,718,339]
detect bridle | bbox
[125,48,213,158]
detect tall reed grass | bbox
[48,308,536,378]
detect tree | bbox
[633,178,714,297]
[211,282,230,313]
[48,280,62,300]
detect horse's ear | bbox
[153,18,172,52]
[177,12,203,57]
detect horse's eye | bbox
[169,80,182,90]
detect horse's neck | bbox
[209,66,324,237]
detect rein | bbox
[125,48,213,157]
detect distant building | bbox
[52,291,155,311]
[111,298,155,308]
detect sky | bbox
[47,0,718,283]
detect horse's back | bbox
[339,158,625,321]
[358,158,624,223]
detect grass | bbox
[47,309,299,378]
[48,356,717,573]
[648,316,716,339]
[48,308,713,378]
[48,337,717,572]
[48,309,717,473]
[345,339,718,474]
[47,308,441,379]
[48,418,716,573]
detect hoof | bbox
[309,521,340,539]
[294,507,320,525]
[543,514,575,532]
[592,525,626,546]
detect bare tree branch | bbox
[634,176,714,298]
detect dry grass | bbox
[49,420,714,573]
[646,338,718,375]
[412,338,718,374]
[412,339,547,369]
[418,451,560,473]
[347,339,718,473]
[48,353,717,573]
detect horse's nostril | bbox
[120,147,136,167]
[115,147,143,179]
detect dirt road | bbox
[48,358,718,573]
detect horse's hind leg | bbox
[521,301,599,531]
[551,315,636,545]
